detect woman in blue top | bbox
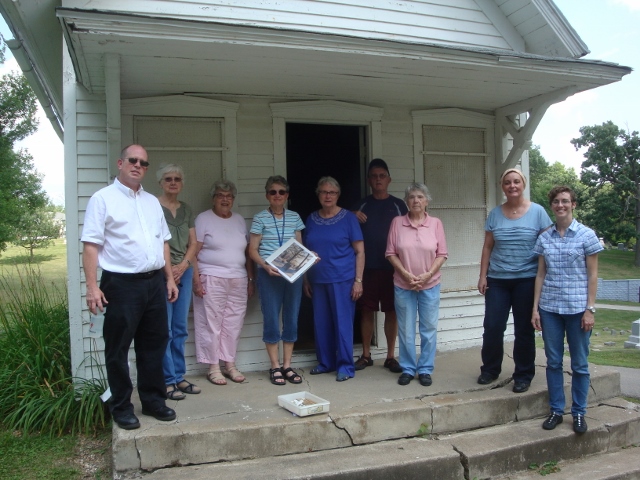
[532,186,602,434]
[304,176,364,382]
[477,169,552,393]
[249,176,306,386]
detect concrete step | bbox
[113,349,622,475]
[496,444,640,480]
[134,400,640,479]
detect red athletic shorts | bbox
[357,268,395,312]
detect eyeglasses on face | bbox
[126,157,150,168]
[551,199,572,205]
[215,193,234,200]
[318,190,339,197]
[163,177,182,183]
[369,173,389,180]
[268,189,287,196]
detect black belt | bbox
[104,269,161,279]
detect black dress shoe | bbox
[114,413,140,430]
[477,372,497,385]
[398,373,413,386]
[418,374,432,386]
[513,381,530,393]
[141,405,176,421]
[542,413,563,430]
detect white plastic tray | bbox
[278,391,330,417]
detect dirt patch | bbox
[73,432,112,479]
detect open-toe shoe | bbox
[222,363,245,383]
[269,367,286,386]
[166,384,186,400]
[207,369,227,385]
[282,367,302,384]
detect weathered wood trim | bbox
[473,0,525,52]
[531,0,589,58]
[104,53,120,181]
[64,42,85,379]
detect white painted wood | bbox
[473,0,525,52]
[104,53,121,182]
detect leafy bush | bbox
[0,268,108,435]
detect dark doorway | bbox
[286,123,366,351]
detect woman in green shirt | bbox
[157,164,201,400]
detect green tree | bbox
[528,146,585,218]
[0,38,46,252]
[571,121,640,265]
[12,204,60,258]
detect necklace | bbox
[269,207,285,246]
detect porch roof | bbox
[1,4,633,137]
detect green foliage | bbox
[0,70,38,143]
[528,461,560,476]
[0,430,79,479]
[598,249,640,279]
[528,146,585,219]
[0,268,108,436]
[416,423,430,437]
[12,204,61,257]
[572,122,640,263]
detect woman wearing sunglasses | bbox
[249,176,306,386]
[157,164,201,400]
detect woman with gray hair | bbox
[192,180,255,385]
[385,183,448,386]
[303,176,364,382]
[157,164,200,399]
[249,175,305,386]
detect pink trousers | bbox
[193,275,248,364]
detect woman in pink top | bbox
[386,183,447,387]
[193,180,255,385]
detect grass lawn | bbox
[598,249,640,280]
[0,240,68,294]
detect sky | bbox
[0,0,639,205]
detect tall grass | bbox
[0,267,108,436]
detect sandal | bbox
[166,384,186,400]
[222,363,245,383]
[269,367,286,386]
[282,367,302,384]
[177,380,201,394]
[207,368,227,386]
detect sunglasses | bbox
[268,189,287,196]
[126,157,150,168]
[163,177,182,183]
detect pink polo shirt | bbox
[385,214,448,290]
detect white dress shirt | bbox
[81,177,171,273]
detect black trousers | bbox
[480,276,536,384]
[101,270,169,418]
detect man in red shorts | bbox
[352,158,407,372]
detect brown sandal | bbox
[222,363,245,383]
[207,369,227,385]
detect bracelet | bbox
[354,278,362,283]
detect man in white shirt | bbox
[82,144,179,430]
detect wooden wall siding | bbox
[64,0,512,52]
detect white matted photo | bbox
[266,238,317,283]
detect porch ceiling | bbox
[58,9,630,113]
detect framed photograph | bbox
[265,238,317,283]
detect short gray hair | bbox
[315,176,341,195]
[156,164,185,183]
[265,175,290,193]
[404,183,432,202]
[210,179,237,198]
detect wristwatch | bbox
[586,306,596,313]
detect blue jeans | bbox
[258,267,303,344]
[395,284,440,376]
[163,266,193,385]
[539,308,591,416]
[480,276,536,383]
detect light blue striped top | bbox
[250,208,305,260]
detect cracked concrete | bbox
[113,345,625,475]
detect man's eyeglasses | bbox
[215,193,234,200]
[268,189,287,196]
[126,157,150,168]
[318,190,339,197]
[163,177,182,183]
[369,173,389,180]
